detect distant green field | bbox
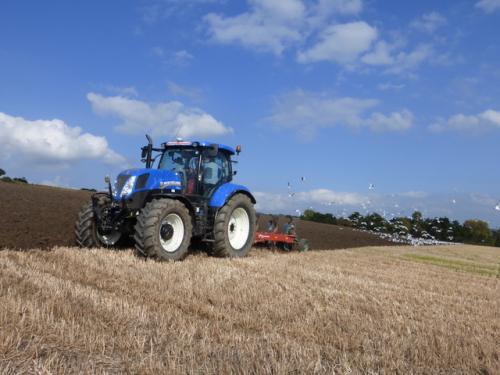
[402,250,500,277]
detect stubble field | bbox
[1,244,498,374]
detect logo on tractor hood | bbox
[159,181,182,189]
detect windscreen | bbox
[158,148,200,173]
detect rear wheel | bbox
[75,196,122,248]
[134,199,192,261]
[212,194,256,258]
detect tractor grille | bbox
[115,174,129,195]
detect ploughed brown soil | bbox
[0,182,92,250]
[257,215,396,250]
[0,181,395,250]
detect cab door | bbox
[200,151,231,198]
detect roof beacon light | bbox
[235,145,242,155]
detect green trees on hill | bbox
[0,169,28,184]
[463,220,493,244]
[302,209,499,247]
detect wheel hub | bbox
[159,213,185,253]
[160,223,174,241]
[227,207,250,250]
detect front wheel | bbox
[134,199,192,261]
[75,196,122,248]
[212,194,256,258]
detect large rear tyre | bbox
[75,196,122,248]
[134,199,192,261]
[212,194,256,258]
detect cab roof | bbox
[163,140,236,155]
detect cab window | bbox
[202,152,230,187]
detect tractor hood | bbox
[113,168,182,200]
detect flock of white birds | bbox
[285,177,500,245]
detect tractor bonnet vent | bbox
[136,173,150,190]
[115,174,129,194]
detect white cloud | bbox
[152,47,194,66]
[0,112,125,165]
[269,90,376,136]
[361,41,394,65]
[386,44,434,74]
[410,12,447,33]
[204,0,305,55]
[202,1,434,73]
[173,50,194,64]
[167,81,203,100]
[268,90,413,138]
[480,109,500,125]
[204,0,366,55]
[254,188,365,212]
[39,175,70,188]
[365,110,414,132]
[475,0,500,13]
[298,21,378,64]
[398,191,428,199]
[469,193,497,206]
[297,189,365,205]
[87,92,232,138]
[253,0,306,20]
[307,0,363,27]
[314,0,363,16]
[429,109,500,132]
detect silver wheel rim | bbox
[228,207,250,250]
[159,214,185,253]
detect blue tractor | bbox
[75,136,257,261]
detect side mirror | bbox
[141,147,148,159]
[233,170,238,176]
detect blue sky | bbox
[1,0,500,226]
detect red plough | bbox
[253,231,309,252]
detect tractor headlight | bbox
[120,175,137,197]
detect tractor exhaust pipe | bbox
[142,134,154,168]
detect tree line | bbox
[0,168,28,184]
[302,209,500,247]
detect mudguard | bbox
[209,183,256,208]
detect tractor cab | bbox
[156,141,234,198]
